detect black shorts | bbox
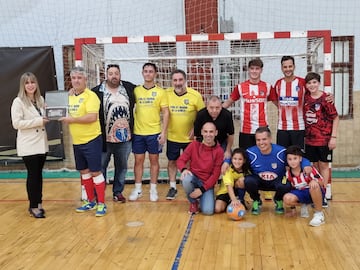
[166,140,189,160]
[276,130,305,150]
[239,133,256,149]
[305,144,333,162]
[215,193,231,204]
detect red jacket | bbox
[177,140,224,191]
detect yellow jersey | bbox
[134,85,168,135]
[167,87,204,143]
[216,166,244,196]
[68,88,101,145]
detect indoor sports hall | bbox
[1,1,360,269]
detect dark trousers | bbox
[244,174,292,201]
[22,154,47,208]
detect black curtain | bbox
[0,46,65,163]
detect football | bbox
[226,203,246,221]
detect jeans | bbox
[182,173,215,215]
[102,141,131,196]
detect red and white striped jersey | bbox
[230,80,271,134]
[270,76,306,130]
[286,166,323,190]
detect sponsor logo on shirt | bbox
[259,171,278,181]
[279,96,299,106]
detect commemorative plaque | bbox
[45,90,69,120]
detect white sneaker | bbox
[309,212,325,227]
[129,189,142,201]
[300,204,309,218]
[150,189,158,202]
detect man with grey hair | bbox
[59,66,107,217]
[165,69,205,200]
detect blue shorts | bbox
[290,188,325,204]
[132,134,160,154]
[73,135,102,172]
[166,140,189,160]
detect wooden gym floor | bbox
[0,178,359,270]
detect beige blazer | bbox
[11,97,49,157]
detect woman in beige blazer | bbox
[11,72,49,218]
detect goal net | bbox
[75,30,331,132]
[75,30,334,197]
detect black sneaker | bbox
[166,187,177,200]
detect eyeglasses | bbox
[106,64,120,71]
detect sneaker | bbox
[300,204,309,218]
[251,200,261,215]
[113,193,126,203]
[188,201,199,214]
[166,188,178,200]
[150,189,158,202]
[309,211,325,227]
[322,198,329,208]
[95,203,107,217]
[264,191,273,200]
[76,200,97,212]
[129,189,142,201]
[275,200,284,214]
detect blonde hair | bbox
[18,72,44,107]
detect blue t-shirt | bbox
[246,143,310,181]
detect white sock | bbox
[170,181,176,189]
[150,183,157,191]
[135,183,142,191]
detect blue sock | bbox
[236,188,245,201]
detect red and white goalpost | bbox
[74,30,333,198]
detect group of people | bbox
[11,56,338,226]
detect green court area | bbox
[0,169,359,180]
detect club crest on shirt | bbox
[296,85,300,91]
[184,99,189,105]
[271,163,277,169]
[260,90,265,96]
[315,103,321,111]
[152,92,157,97]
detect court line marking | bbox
[171,213,195,270]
